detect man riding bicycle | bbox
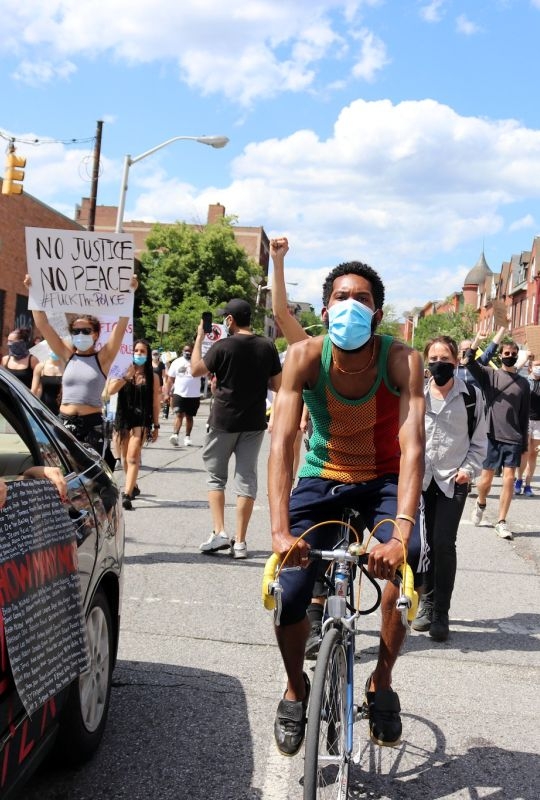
[268,258,428,756]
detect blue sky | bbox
[2,0,540,317]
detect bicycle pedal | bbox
[354,702,369,721]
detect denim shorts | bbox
[278,475,428,626]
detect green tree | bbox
[378,304,403,340]
[413,306,478,354]
[137,216,263,347]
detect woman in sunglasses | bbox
[24,274,137,461]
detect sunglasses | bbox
[71,327,93,335]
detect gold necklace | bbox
[332,337,376,375]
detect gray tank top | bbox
[61,353,106,408]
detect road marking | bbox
[260,669,294,800]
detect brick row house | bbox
[404,235,540,349]
[0,188,84,354]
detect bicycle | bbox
[262,513,417,800]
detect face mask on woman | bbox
[427,360,455,386]
[327,298,374,351]
[8,340,29,358]
[72,333,94,352]
[133,354,147,366]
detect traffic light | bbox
[2,148,26,195]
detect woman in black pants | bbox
[413,335,487,641]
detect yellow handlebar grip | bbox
[401,562,418,622]
[262,553,280,610]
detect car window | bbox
[0,411,34,477]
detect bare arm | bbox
[270,238,308,345]
[99,275,138,372]
[190,322,208,378]
[369,344,425,578]
[31,362,44,397]
[268,343,312,565]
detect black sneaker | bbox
[429,612,449,642]
[305,621,322,661]
[132,485,141,498]
[274,673,310,756]
[122,493,133,510]
[365,676,402,747]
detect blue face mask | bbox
[49,351,60,361]
[72,333,94,352]
[133,354,147,366]
[327,298,375,351]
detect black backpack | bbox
[463,382,480,440]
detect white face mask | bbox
[72,333,94,352]
[533,367,540,378]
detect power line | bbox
[0,130,95,147]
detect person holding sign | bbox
[0,466,67,508]
[24,274,138,462]
[108,339,161,510]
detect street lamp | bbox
[115,134,229,233]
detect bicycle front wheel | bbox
[303,627,350,800]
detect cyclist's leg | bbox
[275,479,344,697]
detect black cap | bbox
[216,298,252,325]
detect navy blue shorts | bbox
[278,476,428,626]
[483,437,522,470]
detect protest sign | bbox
[0,480,89,716]
[525,325,540,358]
[25,228,134,316]
[202,323,226,357]
[492,299,508,329]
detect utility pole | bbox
[87,120,103,231]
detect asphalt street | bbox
[25,400,540,799]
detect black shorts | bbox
[278,475,428,626]
[483,437,522,470]
[172,395,200,417]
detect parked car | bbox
[0,367,124,799]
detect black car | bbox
[0,367,124,799]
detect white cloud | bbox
[0,1,388,105]
[419,1,446,23]
[509,214,535,232]
[351,28,390,81]
[11,59,76,85]
[456,14,481,36]
[106,98,540,313]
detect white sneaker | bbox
[495,521,513,540]
[184,436,192,446]
[170,433,179,446]
[233,541,248,559]
[199,531,231,553]
[471,502,485,525]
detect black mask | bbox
[427,360,455,386]
[501,355,518,368]
[183,352,192,360]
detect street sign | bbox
[157,313,170,333]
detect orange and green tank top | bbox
[298,334,401,483]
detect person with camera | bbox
[190,299,282,559]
